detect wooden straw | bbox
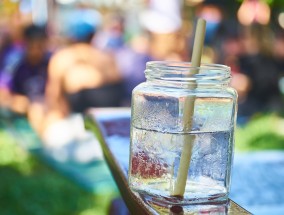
[171,18,206,197]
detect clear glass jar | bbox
[128,61,237,204]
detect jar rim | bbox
[146,61,230,72]
[145,61,231,85]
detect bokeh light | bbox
[278,12,284,29]
[238,0,270,26]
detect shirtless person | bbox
[29,22,123,143]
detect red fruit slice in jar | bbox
[131,151,168,178]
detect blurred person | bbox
[116,0,187,104]
[215,20,242,65]
[114,33,151,105]
[214,21,251,104]
[94,12,125,51]
[0,29,22,84]
[43,22,122,125]
[0,28,23,111]
[195,4,223,45]
[237,24,283,117]
[274,29,284,100]
[8,24,50,114]
[28,13,123,162]
[274,29,284,74]
[140,0,186,61]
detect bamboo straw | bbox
[171,18,206,197]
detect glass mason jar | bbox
[128,61,237,204]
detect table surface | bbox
[85,108,252,215]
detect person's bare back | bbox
[29,43,122,136]
[46,43,121,114]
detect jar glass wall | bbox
[129,61,237,204]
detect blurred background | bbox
[0,0,284,214]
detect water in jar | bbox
[129,91,235,204]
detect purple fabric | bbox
[115,47,152,101]
[10,54,50,101]
[0,44,23,89]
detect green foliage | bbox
[0,129,115,215]
[236,0,274,5]
[0,130,34,175]
[235,114,284,151]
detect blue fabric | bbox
[230,151,284,215]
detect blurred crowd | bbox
[0,0,284,152]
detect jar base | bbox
[137,190,228,206]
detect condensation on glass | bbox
[128,61,237,205]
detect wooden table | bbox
[85,108,252,215]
